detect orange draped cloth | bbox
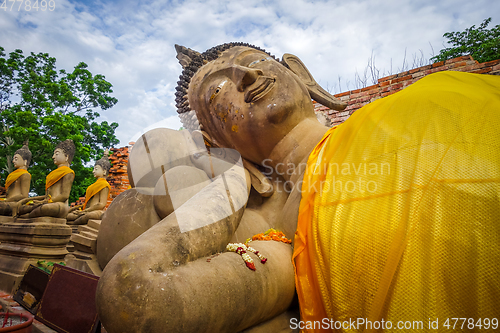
[5,169,30,190]
[46,166,75,190]
[83,178,110,209]
[293,71,500,332]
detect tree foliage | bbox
[0,46,119,202]
[431,18,500,63]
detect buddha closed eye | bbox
[248,57,273,67]
[210,80,227,103]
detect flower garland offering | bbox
[246,228,292,245]
[226,243,267,271]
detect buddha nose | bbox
[231,65,263,92]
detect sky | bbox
[1,0,499,147]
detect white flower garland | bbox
[226,243,267,271]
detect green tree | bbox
[0,46,119,202]
[431,18,500,63]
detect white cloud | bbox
[1,0,499,145]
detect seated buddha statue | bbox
[0,143,32,217]
[67,151,111,225]
[17,139,75,219]
[96,42,500,333]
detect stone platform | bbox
[0,216,72,293]
[66,219,102,276]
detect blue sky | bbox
[1,0,499,146]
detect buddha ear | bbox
[281,53,347,111]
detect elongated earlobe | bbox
[281,53,347,111]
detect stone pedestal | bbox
[0,216,72,293]
[65,219,102,276]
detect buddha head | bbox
[175,43,346,165]
[53,139,76,166]
[13,142,31,169]
[94,150,111,178]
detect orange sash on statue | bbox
[293,72,500,332]
[46,166,75,190]
[5,169,30,190]
[83,178,111,209]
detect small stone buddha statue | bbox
[17,139,76,219]
[67,150,111,225]
[0,143,32,217]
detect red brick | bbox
[452,61,467,68]
[378,74,397,83]
[412,71,427,79]
[335,91,350,98]
[492,64,500,72]
[361,84,378,92]
[425,67,447,75]
[432,61,445,68]
[393,74,413,83]
[390,83,404,91]
[396,71,410,78]
[378,80,391,87]
[453,64,482,72]
[478,59,500,67]
[470,67,492,74]
[357,96,371,103]
[445,55,472,64]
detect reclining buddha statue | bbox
[96,42,500,333]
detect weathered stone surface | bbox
[87,219,101,230]
[96,188,161,269]
[0,222,72,293]
[65,253,102,276]
[97,241,295,333]
[77,225,99,237]
[71,233,96,249]
[153,165,211,219]
[127,128,197,188]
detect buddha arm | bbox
[97,165,252,331]
[17,195,45,206]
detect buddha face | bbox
[52,148,69,166]
[12,154,27,169]
[188,46,315,164]
[93,164,106,178]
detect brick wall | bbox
[70,146,131,209]
[315,56,500,126]
[106,146,131,208]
